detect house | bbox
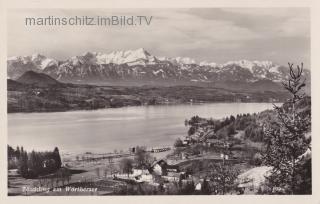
[132,168,149,176]
[194,178,212,193]
[114,160,185,185]
[162,175,179,182]
[195,182,202,191]
[114,168,154,183]
[149,159,180,176]
[163,172,187,183]
[167,165,180,173]
[131,169,154,183]
[150,162,163,176]
[180,152,188,160]
[42,159,56,168]
[182,140,190,146]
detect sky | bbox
[7,8,310,67]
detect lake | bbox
[8,103,277,154]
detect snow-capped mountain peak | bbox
[8,49,308,85]
[7,54,58,70]
[31,53,46,61]
[7,56,21,61]
[84,48,156,66]
[173,57,196,65]
[158,56,197,66]
[199,61,218,67]
[39,58,58,69]
[223,60,276,73]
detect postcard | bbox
[1,0,319,203]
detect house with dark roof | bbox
[149,159,180,176]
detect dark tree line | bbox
[8,145,62,178]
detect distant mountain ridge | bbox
[7,48,310,87]
[17,71,60,86]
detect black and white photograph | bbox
[5,7,312,197]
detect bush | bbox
[251,152,263,166]
[174,138,184,147]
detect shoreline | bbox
[7,101,281,114]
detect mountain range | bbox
[7,48,310,89]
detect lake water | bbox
[8,103,276,154]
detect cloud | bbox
[186,8,309,37]
[7,8,310,66]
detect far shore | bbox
[7,101,282,114]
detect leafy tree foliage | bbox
[186,111,271,142]
[263,63,311,194]
[134,146,153,169]
[207,163,240,194]
[174,138,184,147]
[120,158,134,177]
[244,123,264,142]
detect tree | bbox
[18,150,28,178]
[207,163,239,195]
[230,115,236,122]
[7,145,15,158]
[95,167,100,178]
[28,150,41,176]
[178,175,183,188]
[188,126,196,136]
[179,180,195,195]
[53,147,62,169]
[134,146,152,169]
[201,177,211,195]
[16,146,21,158]
[120,158,134,177]
[174,138,184,147]
[263,63,311,194]
[245,123,264,142]
[12,146,64,178]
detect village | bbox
[8,131,263,195]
